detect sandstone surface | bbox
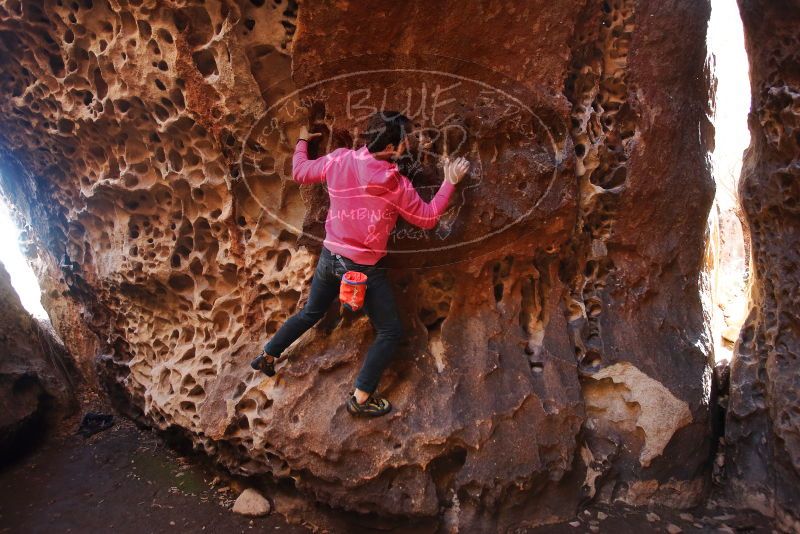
[725,1,800,531]
[0,0,718,529]
[0,260,76,459]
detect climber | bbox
[251,111,470,417]
[60,252,80,288]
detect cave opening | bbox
[0,190,47,320]
[706,0,751,364]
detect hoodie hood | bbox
[354,146,401,195]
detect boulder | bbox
[0,0,717,529]
[725,1,800,531]
[0,261,76,460]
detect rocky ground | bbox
[0,417,309,534]
[0,409,781,534]
[527,503,777,534]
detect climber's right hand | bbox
[444,156,470,185]
[297,126,322,143]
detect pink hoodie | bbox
[292,140,455,265]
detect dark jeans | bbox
[264,247,403,394]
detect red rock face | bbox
[0,0,716,529]
[726,1,800,530]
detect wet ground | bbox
[0,414,780,534]
[0,418,310,534]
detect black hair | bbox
[361,111,412,154]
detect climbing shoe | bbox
[346,393,392,417]
[250,351,278,377]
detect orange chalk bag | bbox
[340,271,368,312]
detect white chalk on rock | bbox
[232,488,271,517]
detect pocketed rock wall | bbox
[726,1,800,530]
[0,260,76,459]
[0,0,714,530]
